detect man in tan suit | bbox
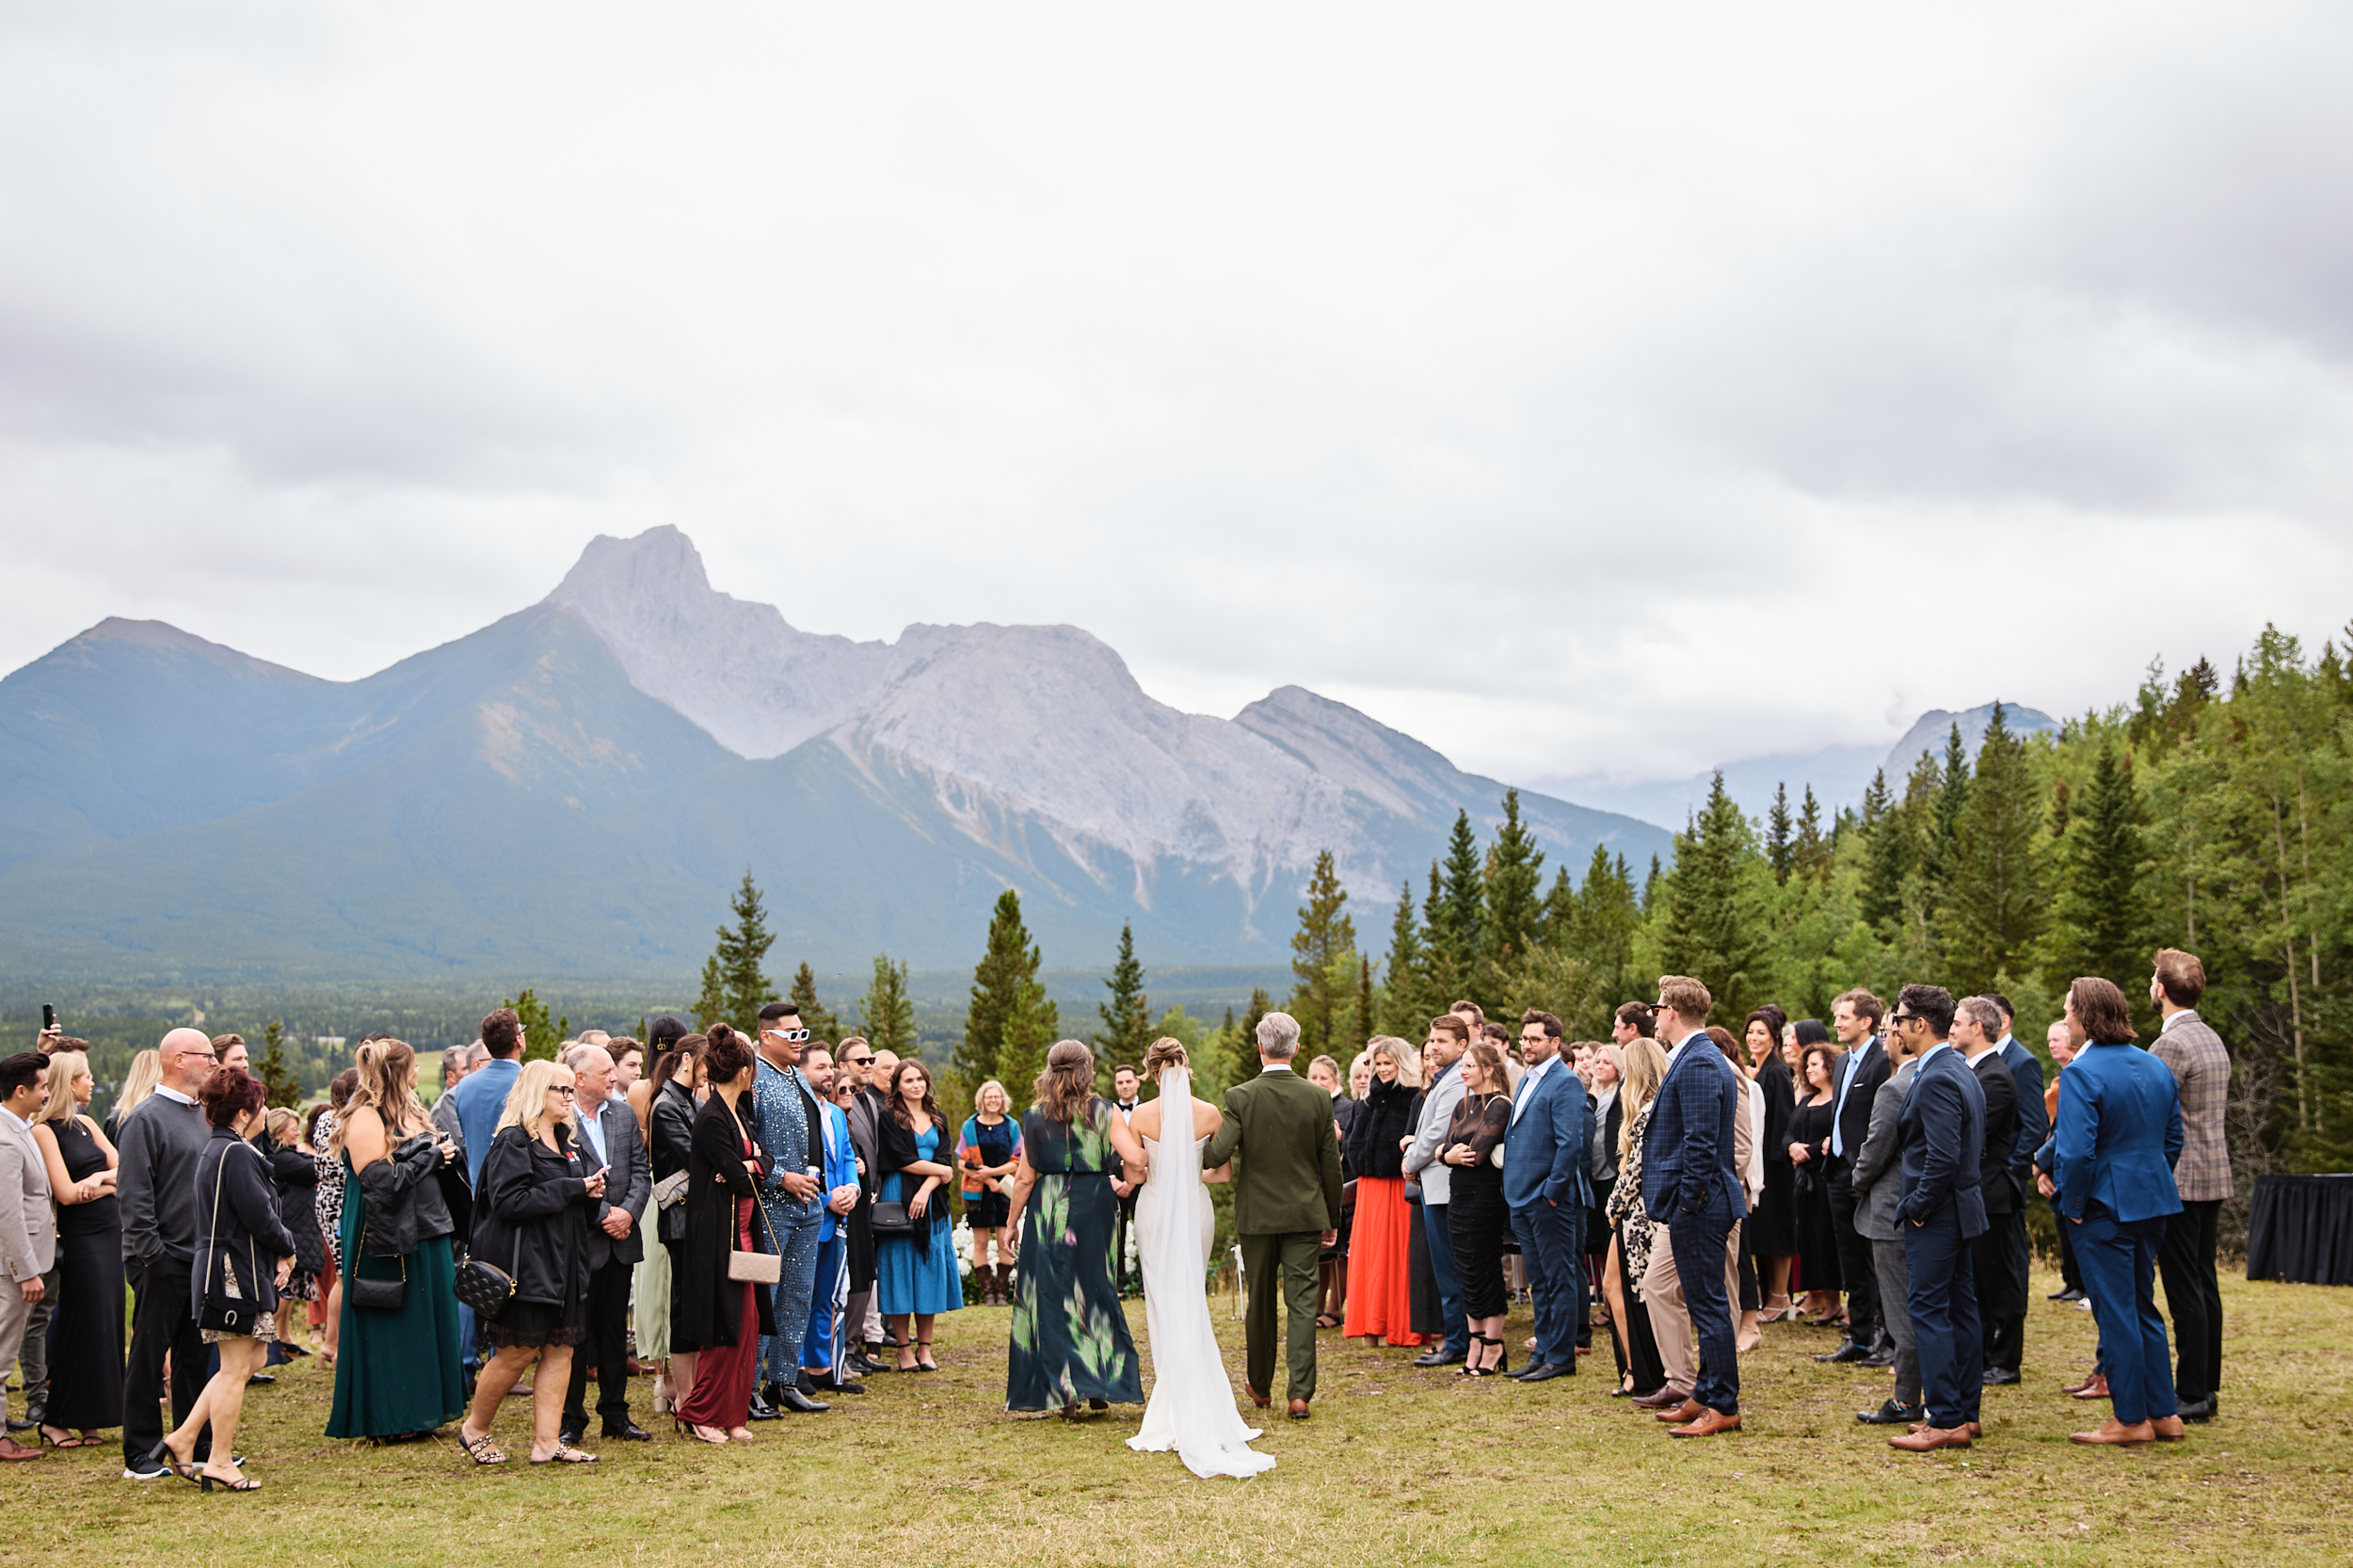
[0,1053,56,1462]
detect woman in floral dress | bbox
[1004,1041,1147,1416]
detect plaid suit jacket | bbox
[2151,1010,2232,1202]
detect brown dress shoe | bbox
[2151,1416,2186,1442]
[2060,1368,2101,1395]
[1654,1398,1705,1423]
[2071,1418,2155,1446]
[1889,1425,1973,1451]
[0,1436,39,1463]
[1630,1386,1689,1411]
[1245,1385,1271,1410]
[1907,1420,1982,1438]
[1668,1407,1741,1437]
[1288,1399,1310,1420]
[2069,1373,2110,1400]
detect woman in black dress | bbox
[1439,1041,1513,1377]
[29,1050,121,1448]
[645,1031,706,1414]
[455,1058,608,1467]
[1310,1054,1353,1327]
[1786,1039,1844,1320]
[1743,1007,1798,1320]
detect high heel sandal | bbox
[674,1418,728,1445]
[915,1339,938,1372]
[892,1336,917,1373]
[199,1470,263,1493]
[1461,1334,1508,1377]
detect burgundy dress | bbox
[677,1125,760,1429]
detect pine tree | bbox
[1538,866,1577,948]
[1922,723,1972,904]
[1481,790,1545,977]
[1766,782,1795,885]
[1379,881,1433,1038]
[1095,921,1154,1068]
[2048,743,2148,989]
[858,953,917,1058]
[788,963,840,1042]
[699,871,780,1032]
[1653,773,1773,1022]
[1642,854,1662,910]
[1357,950,1375,1048]
[1794,784,1829,882]
[996,977,1059,1107]
[503,987,565,1063]
[1287,850,1358,1058]
[1575,844,1645,1016]
[961,888,1046,1088]
[1942,702,2047,995]
[1234,986,1272,1082]
[1433,812,1484,975]
[256,1019,301,1108]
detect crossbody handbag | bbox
[868,1199,915,1237]
[349,1219,408,1312]
[199,1146,262,1335]
[728,1187,784,1286]
[453,1209,523,1320]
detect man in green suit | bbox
[1203,1011,1344,1418]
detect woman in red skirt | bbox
[672,1025,776,1444]
[1342,1039,1425,1348]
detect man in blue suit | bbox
[2054,976,2185,1447]
[1887,984,1988,1453]
[1989,995,2046,1381]
[1504,1009,1593,1384]
[1638,975,1747,1437]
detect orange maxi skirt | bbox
[1342,1176,1423,1347]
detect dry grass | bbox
[16,1266,2352,1568]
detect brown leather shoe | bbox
[0,1436,39,1463]
[1889,1425,1973,1451]
[2071,1418,2155,1446]
[1907,1420,1982,1438]
[1654,1398,1705,1423]
[2069,1373,2110,1400]
[2060,1367,2101,1395]
[1667,1407,1741,1437]
[2151,1416,2186,1442]
[1245,1385,1271,1410]
[1288,1399,1310,1420]
[1630,1386,1689,1411]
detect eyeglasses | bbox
[551,1085,577,1097]
[844,1054,873,1065]
[1888,1014,1923,1026]
[763,1027,811,1044]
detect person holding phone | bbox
[455,1060,608,1467]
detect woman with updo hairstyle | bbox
[153,1070,294,1491]
[1003,1040,1148,1416]
[670,1026,775,1444]
[328,1037,465,1441]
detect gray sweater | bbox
[119,1091,212,1268]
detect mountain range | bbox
[0,528,1673,982]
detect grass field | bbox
[17,1266,2351,1568]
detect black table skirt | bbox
[2246,1174,2353,1285]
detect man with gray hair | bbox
[1953,997,2023,1386]
[556,1042,650,1446]
[431,1044,481,1162]
[1202,1012,1343,1419]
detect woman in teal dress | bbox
[326,1040,467,1442]
[874,1060,964,1370]
[1005,1041,1149,1416]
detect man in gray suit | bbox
[559,1044,651,1447]
[0,1054,56,1462]
[1402,1015,1472,1367]
[1849,1026,1922,1427]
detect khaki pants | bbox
[1640,1220,1742,1396]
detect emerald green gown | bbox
[325,1154,467,1440]
[1005,1097,1143,1411]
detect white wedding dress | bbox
[1127,1067,1275,1480]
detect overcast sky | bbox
[4,1,2348,789]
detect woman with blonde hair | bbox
[1603,1035,1671,1397]
[1004,1040,1147,1416]
[954,1079,1023,1304]
[328,1038,465,1441]
[103,1048,160,1144]
[29,1050,121,1448]
[1341,1036,1424,1349]
[260,1106,323,1355]
[456,1058,608,1465]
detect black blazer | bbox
[1829,1039,1890,1183]
[1754,1055,1795,1177]
[650,1080,697,1244]
[470,1124,597,1309]
[353,1128,456,1257]
[574,1095,650,1270]
[1970,1051,2022,1214]
[191,1130,298,1318]
[672,1094,776,1352]
[1344,1078,1417,1181]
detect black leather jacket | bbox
[354,1129,456,1256]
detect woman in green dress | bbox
[1005,1040,1149,1416]
[326,1039,468,1442]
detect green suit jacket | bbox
[1202,1065,1345,1236]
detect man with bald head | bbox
[119,1028,219,1479]
[557,1043,650,1447]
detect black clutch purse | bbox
[349,1224,408,1312]
[869,1200,914,1237]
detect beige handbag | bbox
[728,1189,783,1285]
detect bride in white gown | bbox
[1126,1041,1276,1480]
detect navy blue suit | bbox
[1897,1042,1987,1429]
[1640,1033,1746,1414]
[1504,1058,1593,1369]
[2056,1039,2184,1425]
[1995,1036,2047,1372]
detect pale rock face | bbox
[544,525,889,759]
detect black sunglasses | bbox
[1889,1013,1924,1026]
[844,1054,873,1064]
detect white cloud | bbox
[2,0,2347,786]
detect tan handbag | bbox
[728,1188,783,1285]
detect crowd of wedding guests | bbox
[0,943,2232,1476]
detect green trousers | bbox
[1241,1230,1322,1403]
